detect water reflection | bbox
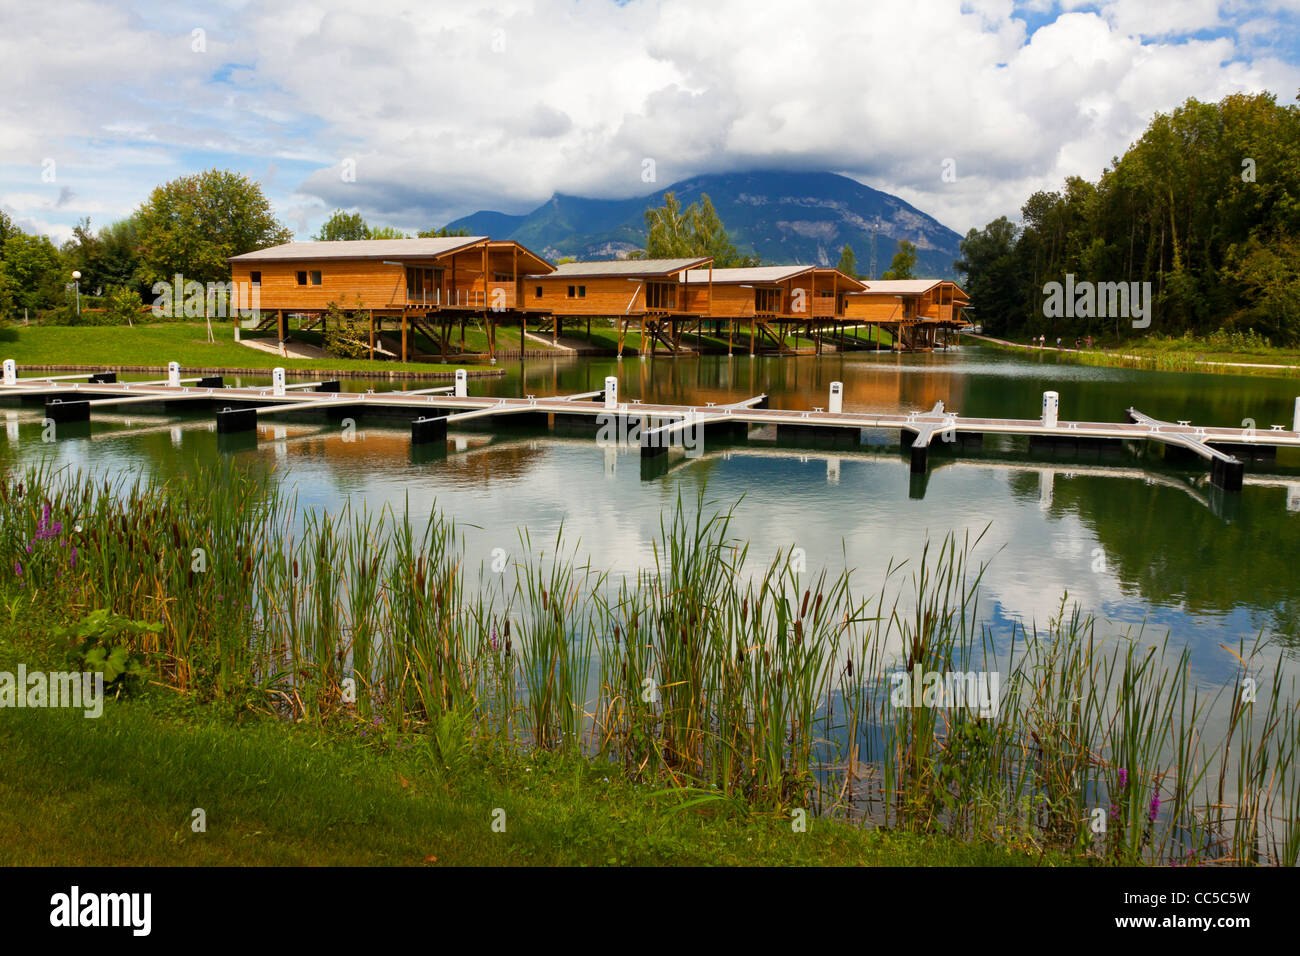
[4,346,1299,687]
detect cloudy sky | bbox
[2,0,1299,245]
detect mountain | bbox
[445,170,964,278]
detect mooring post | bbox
[272,367,286,397]
[2,359,14,386]
[604,376,618,410]
[168,361,181,388]
[454,369,468,397]
[1293,397,1299,433]
[1041,390,1059,428]
[828,381,843,414]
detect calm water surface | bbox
[5,345,1300,687]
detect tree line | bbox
[1,171,927,325]
[0,171,471,324]
[956,91,1300,343]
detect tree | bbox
[643,192,759,267]
[955,217,1024,335]
[367,225,409,239]
[135,169,292,286]
[0,261,16,321]
[104,285,145,327]
[63,215,147,299]
[315,209,370,241]
[836,244,857,277]
[2,232,65,314]
[880,240,917,280]
[0,210,18,249]
[418,226,470,238]
[321,299,371,358]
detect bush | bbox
[321,300,372,359]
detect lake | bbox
[5,343,1299,692]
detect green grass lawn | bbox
[0,628,1068,867]
[978,332,1300,378]
[0,323,478,375]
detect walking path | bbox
[238,336,331,360]
[968,333,1300,374]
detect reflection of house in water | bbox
[264,424,547,482]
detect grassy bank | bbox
[0,633,1052,866]
[0,323,476,376]
[2,461,1295,865]
[975,332,1300,379]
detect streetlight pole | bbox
[72,271,81,316]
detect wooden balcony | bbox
[395,283,518,311]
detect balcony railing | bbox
[398,284,518,310]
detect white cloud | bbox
[1,0,1298,241]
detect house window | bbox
[535,286,543,298]
[755,288,780,313]
[296,271,307,286]
[567,285,586,298]
[646,282,676,310]
[249,271,261,286]
[310,270,322,286]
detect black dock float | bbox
[554,411,600,434]
[1211,456,1244,491]
[1209,441,1276,461]
[775,423,859,448]
[314,380,342,393]
[639,431,669,458]
[411,416,448,445]
[497,410,551,429]
[701,419,750,442]
[44,399,90,423]
[910,443,929,474]
[197,375,224,389]
[87,372,117,384]
[216,407,258,434]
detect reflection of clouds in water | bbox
[4,406,1293,695]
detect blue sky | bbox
[2,0,1298,245]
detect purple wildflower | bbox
[34,503,63,540]
[490,625,500,651]
[1118,768,1127,788]
[12,561,21,577]
[1110,803,1120,820]
[1149,791,1160,822]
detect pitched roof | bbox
[857,280,972,299]
[537,257,711,279]
[228,237,487,263]
[683,265,813,284]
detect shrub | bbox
[321,299,372,359]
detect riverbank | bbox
[970,333,1300,379]
[0,323,502,379]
